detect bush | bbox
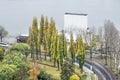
[0,47,4,61]
[37,70,55,80]
[8,43,31,58]
[69,74,80,80]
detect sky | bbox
[0,0,120,35]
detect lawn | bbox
[29,57,88,80]
[37,60,60,80]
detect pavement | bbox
[85,59,116,80]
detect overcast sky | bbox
[0,0,120,35]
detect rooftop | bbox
[64,12,88,16]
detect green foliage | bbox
[69,33,75,64]
[0,64,17,80]
[9,43,31,58]
[1,52,29,80]
[59,30,68,67]
[0,47,4,61]
[76,35,85,72]
[40,15,44,44]
[48,18,57,61]
[60,58,74,80]
[60,30,67,57]
[81,75,87,80]
[43,16,49,60]
[51,32,58,67]
[69,74,80,80]
[28,16,57,61]
[0,26,8,42]
[28,17,39,59]
[37,69,55,80]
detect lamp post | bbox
[107,46,114,70]
[86,27,92,59]
[116,50,120,79]
[0,31,2,42]
[86,27,93,71]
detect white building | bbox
[64,13,88,42]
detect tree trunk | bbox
[101,45,103,59]
[90,49,92,58]
[54,58,56,67]
[0,36,2,42]
[105,43,108,65]
[45,53,47,60]
[57,61,60,70]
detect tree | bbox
[69,32,75,64]
[28,27,35,58]
[48,18,57,61]
[37,69,54,80]
[56,35,61,70]
[51,31,57,67]
[0,47,4,61]
[98,27,104,59]
[39,15,47,60]
[31,17,39,59]
[40,15,44,44]
[9,43,31,58]
[84,27,98,59]
[2,52,29,80]
[103,20,119,69]
[76,35,85,72]
[59,30,67,67]
[60,58,74,80]
[0,64,17,80]
[28,62,39,80]
[44,16,49,60]
[0,26,8,42]
[61,30,67,58]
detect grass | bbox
[40,65,60,80]
[37,60,89,80]
[29,57,88,80]
[82,75,87,80]
[90,73,95,80]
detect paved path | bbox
[85,59,116,80]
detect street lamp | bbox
[86,27,93,71]
[86,27,92,59]
[116,50,120,79]
[0,31,2,42]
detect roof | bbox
[20,34,29,37]
[64,12,88,16]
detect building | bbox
[17,34,28,43]
[64,13,88,42]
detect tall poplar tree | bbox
[56,35,61,70]
[69,33,75,64]
[44,16,49,60]
[28,27,34,58]
[48,18,57,61]
[31,17,39,59]
[40,15,44,45]
[51,32,57,67]
[60,30,67,57]
[59,30,67,67]
[76,35,85,72]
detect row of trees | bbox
[98,20,120,75]
[83,20,120,75]
[28,15,85,72]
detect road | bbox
[84,59,116,80]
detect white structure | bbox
[64,13,88,41]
